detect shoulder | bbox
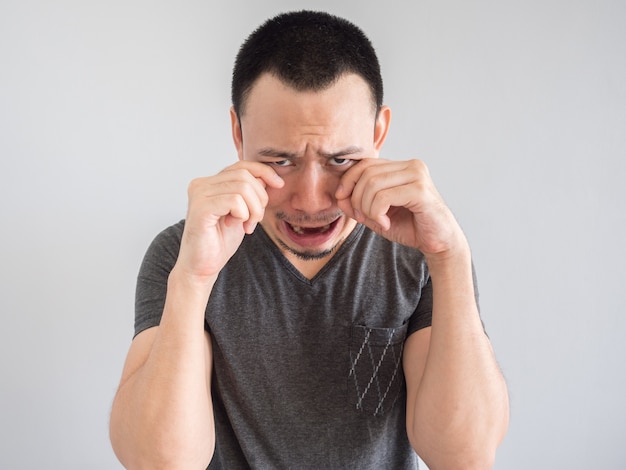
[150,219,185,249]
[138,220,185,278]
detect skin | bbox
[230,73,390,278]
[110,72,509,469]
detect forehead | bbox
[240,72,377,122]
[239,74,377,153]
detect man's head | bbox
[229,11,391,275]
[231,10,383,119]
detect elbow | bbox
[408,418,507,470]
[111,437,214,470]
[413,442,497,470]
[438,452,496,470]
[109,412,215,470]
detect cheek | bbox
[264,185,289,209]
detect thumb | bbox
[336,197,355,220]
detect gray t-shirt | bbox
[135,221,435,469]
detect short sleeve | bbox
[407,276,433,336]
[406,260,481,338]
[133,221,184,337]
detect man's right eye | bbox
[270,160,293,167]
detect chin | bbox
[276,237,342,261]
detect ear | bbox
[230,107,244,160]
[373,105,391,152]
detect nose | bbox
[291,163,335,214]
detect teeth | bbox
[290,224,331,234]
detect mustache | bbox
[275,210,344,225]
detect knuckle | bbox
[408,159,427,173]
[187,177,204,196]
[368,171,386,187]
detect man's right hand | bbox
[174,161,284,284]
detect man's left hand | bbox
[335,158,466,260]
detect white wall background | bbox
[1,0,624,468]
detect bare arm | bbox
[337,158,509,469]
[403,243,509,469]
[110,273,216,469]
[109,162,284,469]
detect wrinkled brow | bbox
[258,146,363,160]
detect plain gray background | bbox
[1,0,624,468]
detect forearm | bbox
[408,242,509,469]
[110,268,216,469]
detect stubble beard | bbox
[275,237,343,261]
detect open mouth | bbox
[282,217,342,247]
[288,222,334,235]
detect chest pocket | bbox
[348,323,409,416]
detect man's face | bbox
[231,73,389,269]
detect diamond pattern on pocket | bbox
[349,325,406,416]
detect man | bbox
[110,10,509,469]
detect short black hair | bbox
[232,10,383,117]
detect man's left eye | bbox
[329,157,351,166]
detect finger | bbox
[346,162,406,221]
[187,178,267,232]
[211,170,271,210]
[221,185,266,231]
[335,158,381,200]
[366,184,422,231]
[357,167,415,214]
[190,166,273,219]
[223,161,284,190]
[336,196,357,221]
[186,193,249,225]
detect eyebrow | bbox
[257,146,364,160]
